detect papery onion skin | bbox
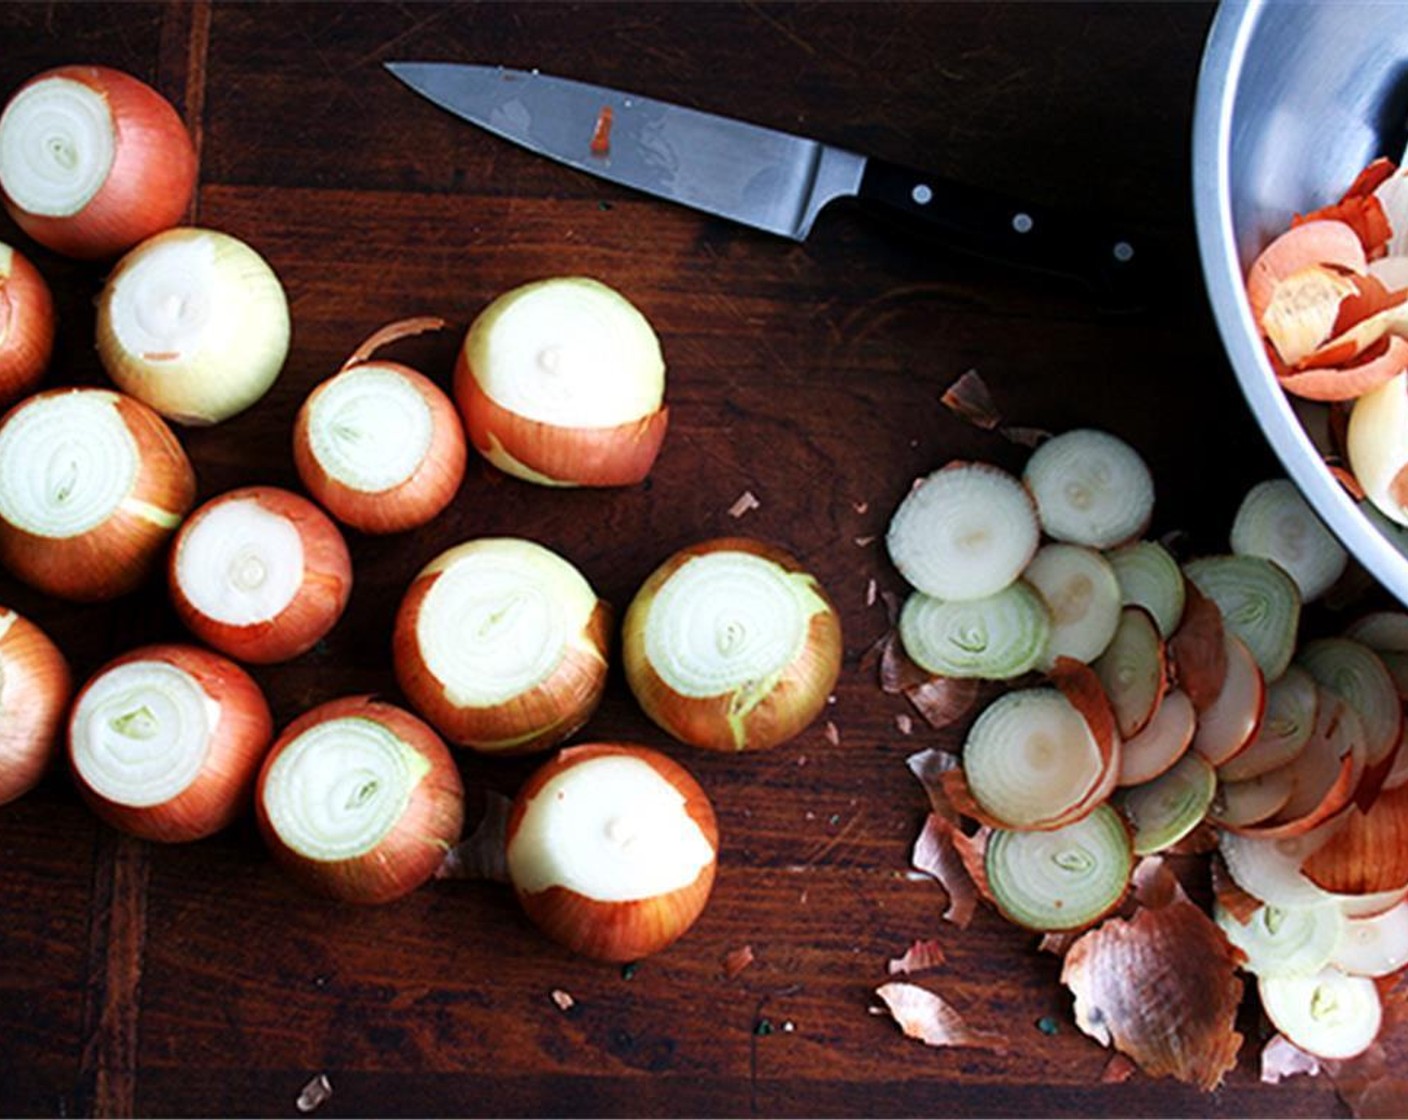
[168,486,352,664]
[294,361,467,534]
[0,66,196,260]
[392,544,612,754]
[66,643,271,841]
[0,609,72,805]
[622,537,843,752]
[0,388,196,601]
[0,243,54,407]
[255,696,465,904]
[506,743,719,961]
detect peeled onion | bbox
[0,241,54,406]
[1348,371,1408,526]
[454,276,668,486]
[0,387,195,600]
[67,643,272,841]
[168,486,352,663]
[0,608,71,805]
[622,537,843,751]
[96,227,290,425]
[293,317,466,533]
[393,537,611,753]
[0,65,196,260]
[506,743,718,961]
[255,695,465,904]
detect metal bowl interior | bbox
[1194,0,1408,605]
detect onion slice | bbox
[1297,637,1403,807]
[169,487,352,664]
[1191,632,1267,766]
[0,242,54,406]
[1215,899,1344,980]
[1231,479,1348,602]
[1331,901,1408,978]
[622,537,842,752]
[1117,689,1196,787]
[0,65,196,259]
[455,276,668,486]
[1217,665,1319,782]
[1259,969,1383,1061]
[505,743,718,961]
[1092,606,1166,739]
[0,609,71,805]
[1022,428,1155,549]
[896,581,1050,680]
[1211,769,1296,829]
[1118,752,1216,856]
[1105,539,1186,640]
[256,696,464,903]
[1023,543,1123,667]
[395,537,611,754]
[96,228,291,425]
[1185,554,1301,683]
[1166,579,1228,712]
[0,387,195,601]
[885,461,1039,601]
[68,643,272,841]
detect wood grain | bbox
[0,2,1371,1117]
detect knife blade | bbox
[385,61,1144,299]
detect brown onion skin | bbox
[454,347,668,486]
[293,361,467,534]
[67,644,272,841]
[1,66,197,260]
[0,389,196,602]
[623,537,844,752]
[0,610,72,805]
[507,743,719,961]
[392,571,612,755]
[254,696,466,904]
[168,486,352,664]
[0,244,54,407]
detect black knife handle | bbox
[857,155,1143,302]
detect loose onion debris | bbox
[872,981,1009,1053]
[885,424,1408,1091]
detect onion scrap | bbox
[872,982,1009,1053]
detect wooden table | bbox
[0,3,1362,1116]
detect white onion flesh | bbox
[260,716,429,861]
[1297,638,1402,770]
[898,581,1050,680]
[1217,666,1318,783]
[1331,901,1408,977]
[1022,428,1154,548]
[1213,769,1294,828]
[1230,479,1347,602]
[885,463,1039,602]
[0,76,113,217]
[1348,372,1408,527]
[1118,752,1215,855]
[1259,969,1382,1061]
[1191,633,1265,766]
[1118,689,1196,787]
[1216,901,1344,979]
[506,752,715,901]
[70,660,219,808]
[1219,825,1344,910]
[305,363,433,492]
[174,497,304,625]
[1022,543,1122,666]
[1105,540,1185,639]
[1185,554,1301,683]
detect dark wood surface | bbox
[0,3,1360,1117]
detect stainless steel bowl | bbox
[1194,0,1408,604]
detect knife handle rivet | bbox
[1012,212,1034,234]
[911,184,933,206]
[1113,241,1135,263]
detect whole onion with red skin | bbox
[0,65,196,260]
[0,242,54,407]
[0,387,195,601]
[255,696,465,904]
[67,643,272,841]
[168,486,352,664]
[506,743,719,961]
[0,609,71,805]
[622,537,843,751]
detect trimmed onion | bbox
[256,696,464,903]
[169,486,352,663]
[0,241,54,406]
[67,643,271,841]
[394,537,610,754]
[294,317,466,534]
[96,228,290,425]
[505,742,718,961]
[454,277,668,487]
[622,537,842,752]
[0,387,195,600]
[0,65,196,259]
[0,608,71,805]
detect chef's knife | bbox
[385,61,1143,299]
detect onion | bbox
[393,537,611,753]
[897,581,1051,681]
[1023,543,1122,667]
[1105,539,1186,640]
[1022,428,1155,549]
[0,387,195,600]
[505,743,718,961]
[1259,968,1383,1061]
[67,643,271,841]
[255,696,465,903]
[1347,371,1408,526]
[454,277,668,486]
[622,537,843,752]
[0,608,71,805]
[0,241,54,406]
[0,65,196,260]
[95,228,290,425]
[169,486,352,664]
[294,317,466,533]
[1184,554,1301,683]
